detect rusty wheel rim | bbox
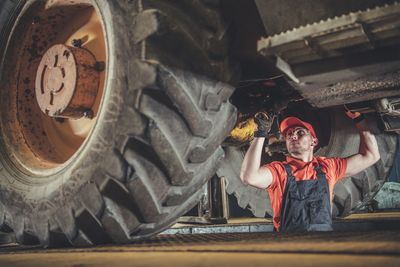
[0,0,107,176]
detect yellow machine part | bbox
[229,118,257,143]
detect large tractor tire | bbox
[0,0,237,247]
[218,110,397,218]
[317,110,397,217]
[217,146,272,217]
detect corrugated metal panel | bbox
[258,2,400,64]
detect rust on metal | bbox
[1,3,106,169]
[35,44,99,119]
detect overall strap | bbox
[283,164,295,182]
[314,164,327,180]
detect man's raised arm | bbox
[240,113,273,189]
[344,114,380,177]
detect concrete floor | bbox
[1,213,400,267]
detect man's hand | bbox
[254,112,273,137]
[345,110,365,124]
[344,109,380,177]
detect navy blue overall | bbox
[279,164,333,232]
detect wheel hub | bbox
[35,44,100,119]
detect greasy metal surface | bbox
[298,65,400,108]
[0,231,399,266]
[0,252,399,267]
[35,44,99,119]
[1,215,400,266]
[0,230,399,252]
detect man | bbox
[240,112,380,232]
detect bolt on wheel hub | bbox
[35,44,100,119]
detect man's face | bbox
[284,126,316,155]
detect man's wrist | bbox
[254,131,267,138]
[353,114,366,124]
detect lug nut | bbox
[95,61,105,72]
[72,39,82,48]
[83,109,94,119]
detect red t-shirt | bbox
[264,156,347,231]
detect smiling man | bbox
[240,114,380,232]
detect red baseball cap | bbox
[280,117,316,138]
